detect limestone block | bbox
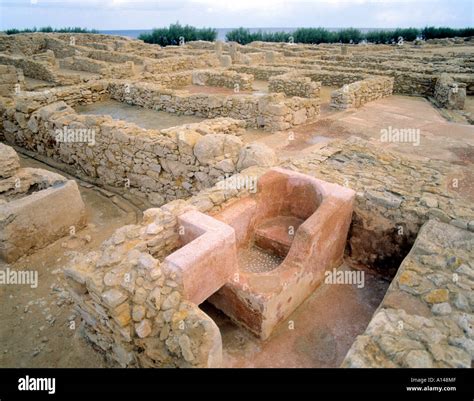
[236,143,276,171]
[0,179,86,262]
[0,143,20,178]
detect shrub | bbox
[365,28,420,44]
[293,27,336,44]
[336,28,363,43]
[139,22,217,46]
[226,28,292,44]
[421,26,474,39]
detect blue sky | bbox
[0,0,472,30]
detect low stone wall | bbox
[108,81,320,131]
[343,219,474,368]
[59,56,109,74]
[1,89,276,205]
[330,76,394,110]
[1,83,108,123]
[0,65,24,97]
[391,71,436,96]
[144,71,192,88]
[44,36,78,58]
[433,73,466,110]
[230,65,293,80]
[85,48,145,65]
[59,56,135,78]
[233,64,437,97]
[303,69,367,87]
[143,54,220,74]
[269,72,321,98]
[0,54,58,82]
[192,69,254,91]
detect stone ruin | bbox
[0,143,86,262]
[0,32,473,369]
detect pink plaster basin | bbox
[208,167,355,339]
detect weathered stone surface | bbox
[330,76,394,110]
[236,143,276,171]
[193,134,242,166]
[102,289,127,309]
[135,319,152,338]
[434,73,466,110]
[343,221,474,368]
[0,156,87,262]
[0,143,20,178]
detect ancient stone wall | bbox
[0,33,48,56]
[343,220,474,368]
[108,81,320,131]
[433,73,466,109]
[144,71,192,88]
[59,56,109,74]
[330,76,394,110]
[59,56,135,78]
[230,65,293,80]
[192,69,254,91]
[0,65,24,97]
[233,64,438,97]
[269,72,321,98]
[302,69,368,87]
[85,48,145,65]
[143,54,220,74]
[0,54,58,82]
[0,86,277,205]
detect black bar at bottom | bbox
[0,368,472,401]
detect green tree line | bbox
[5,24,473,46]
[5,26,99,34]
[225,26,474,45]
